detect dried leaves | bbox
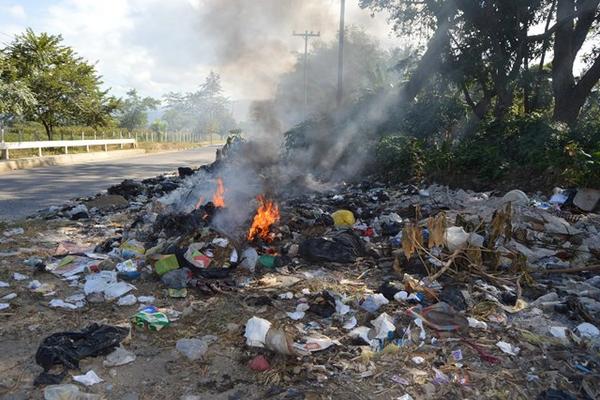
[490,202,513,246]
[427,212,447,248]
[401,212,447,259]
[401,222,423,259]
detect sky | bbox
[0,0,397,100]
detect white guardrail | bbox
[0,139,136,160]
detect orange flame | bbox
[213,177,225,208]
[247,195,280,242]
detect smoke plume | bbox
[158,1,402,226]
[195,0,337,100]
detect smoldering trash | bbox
[2,136,600,399]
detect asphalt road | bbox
[0,147,218,221]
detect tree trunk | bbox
[401,29,448,103]
[494,88,514,120]
[399,3,457,105]
[461,83,492,120]
[553,96,586,123]
[42,120,53,140]
[524,49,531,114]
[551,0,600,125]
[552,0,577,123]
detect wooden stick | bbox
[536,264,600,274]
[428,249,461,281]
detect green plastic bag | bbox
[258,255,277,269]
[132,306,170,331]
[154,254,179,276]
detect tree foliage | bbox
[150,119,167,134]
[0,53,36,122]
[360,0,600,126]
[1,29,119,139]
[117,89,159,132]
[283,1,600,188]
[163,72,236,138]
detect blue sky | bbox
[0,0,395,100]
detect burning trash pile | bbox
[1,138,600,399]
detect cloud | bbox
[0,1,27,38]
[8,4,26,19]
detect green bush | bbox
[560,142,600,188]
[283,82,600,189]
[569,119,600,152]
[451,134,511,181]
[423,140,454,177]
[402,89,467,141]
[375,135,425,183]
[449,114,565,181]
[374,113,599,189]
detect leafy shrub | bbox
[560,142,600,188]
[374,113,599,188]
[402,88,467,141]
[451,135,511,181]
[375,135,424,183]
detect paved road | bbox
[0,147,218,221]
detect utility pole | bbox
[293,30,320,119]
[337,0,346,107]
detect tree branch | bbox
[575,53,600,98]
[573,0,600,52]
[532,0,557,110]
[528,3,599,42]
[461,82,477,110]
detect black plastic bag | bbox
[378,281,404,301]
[308,291,336,318]
[197,266,235,279]
[152,209,208,238]
[107,179,145,200]
[299,231,365,263]
[178,167,194,178]
[34,324,128,385]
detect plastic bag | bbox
[176,338,209,360]
[103,346,136,367]
[299,231,365,263]
[331,209,356,227]
[35,324,128,385]
[408,302,469,333]
[131,306,170,331]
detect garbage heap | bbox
[3,138,600,399]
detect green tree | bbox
[117,89,159,132]
[0,53,36,123]
[360,0,600,126]
[2,29,119,139]
[549,0,600,124]
[150,119,167,140]
[162,92,190,131]
[163,72,236,138]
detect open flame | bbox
[247,195,280,242]
[213,177,225,208]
